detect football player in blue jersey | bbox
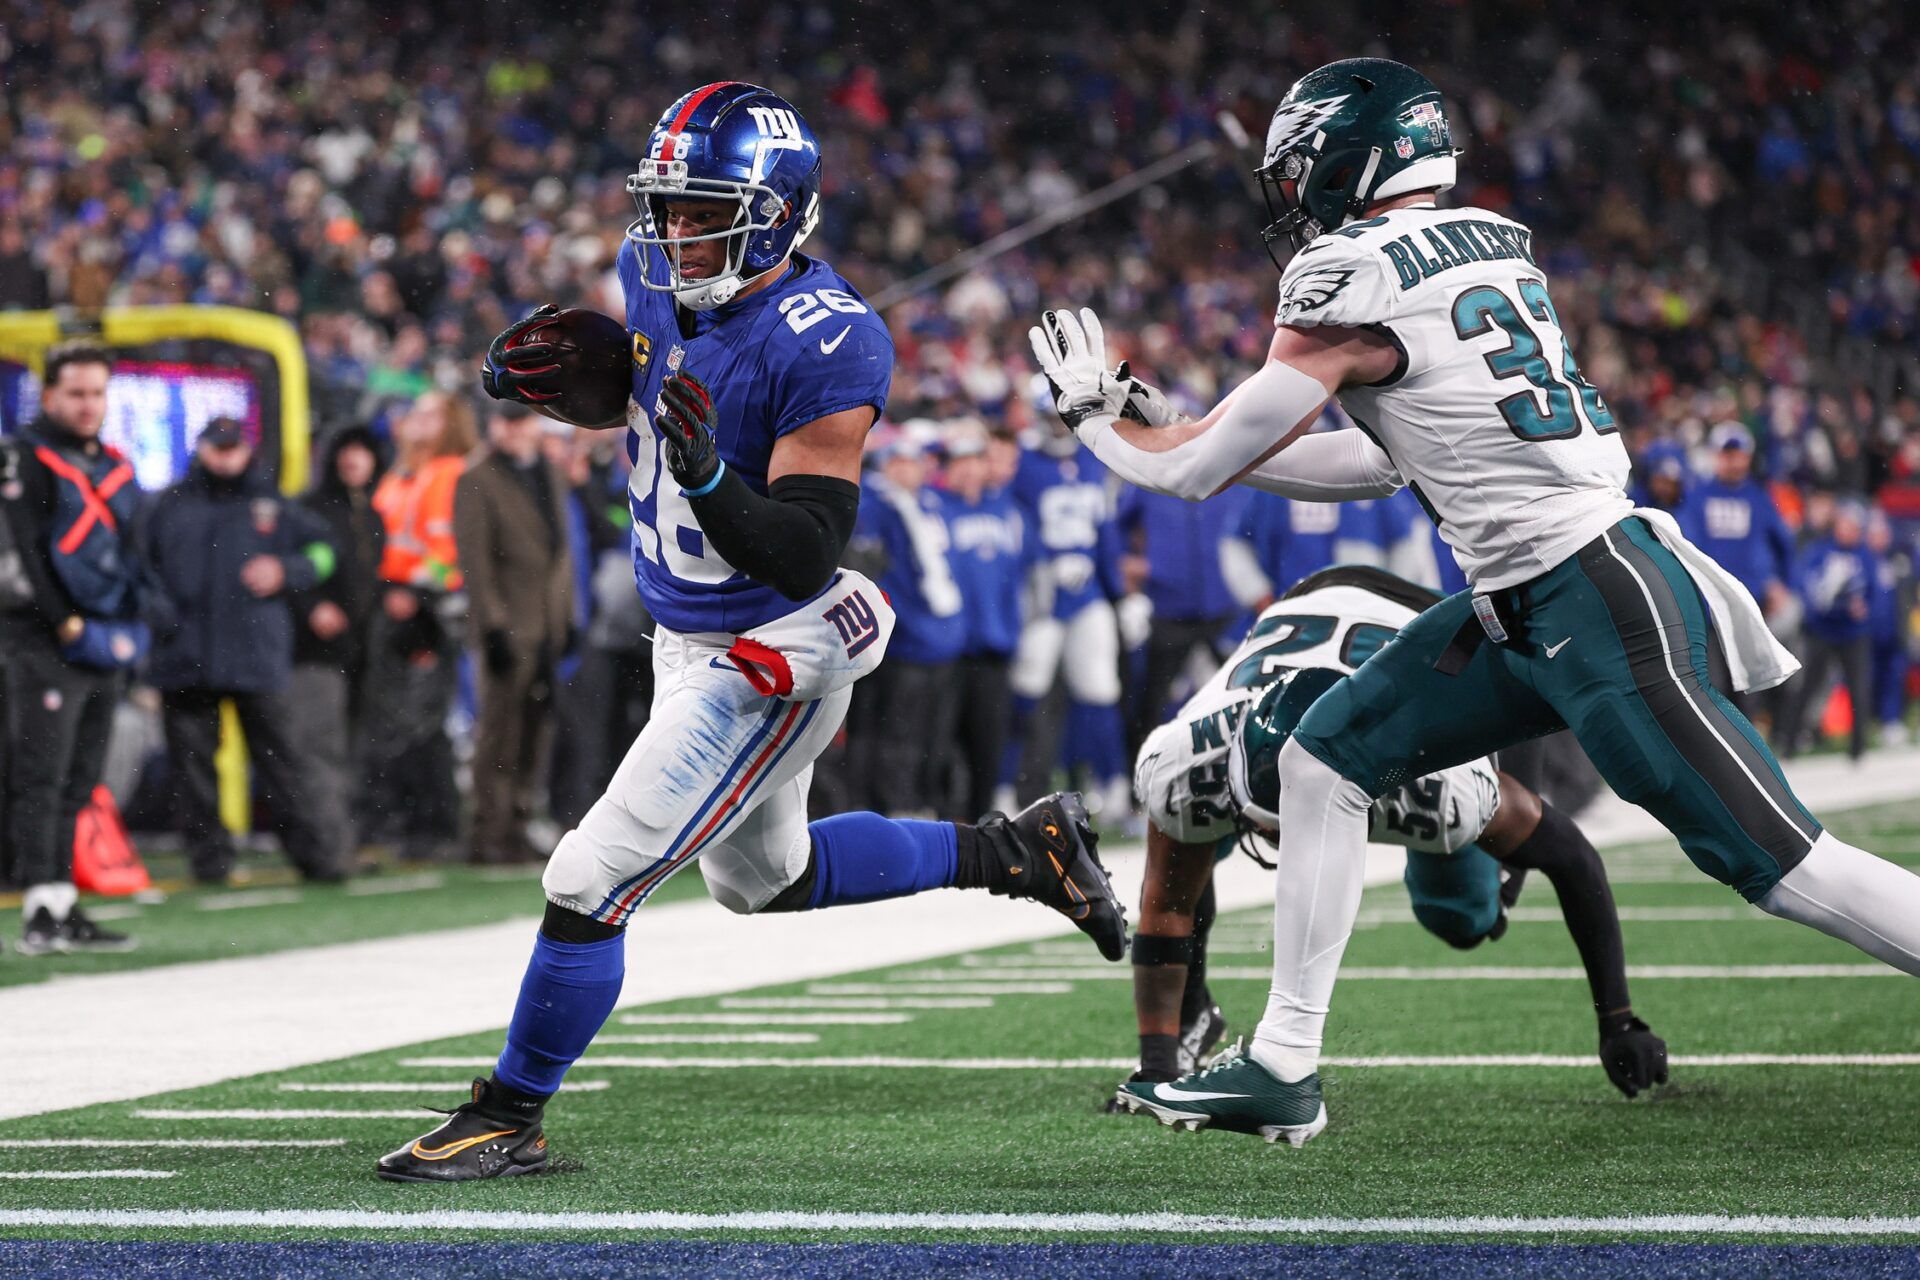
[1000,410,1134,820]
[378,83,1126,1182]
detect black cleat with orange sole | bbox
[376,1078,549,1182]
[976,791,1128,960]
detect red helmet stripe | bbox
[657,80,743,163]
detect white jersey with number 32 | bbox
[1276,204,1632,591]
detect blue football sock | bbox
[802,813,958,909]
[494,930,625,1097]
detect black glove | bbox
[654,371,722,492]
[482,628,516,677]
[1598,1011,1668,1098]
[481,303,560,404]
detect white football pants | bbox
[542,627,849,923]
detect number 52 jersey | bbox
[1132,571,1499,854]
[1275,204,1631,592]
[616,245,895,634]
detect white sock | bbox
[23,882,78,924]
[1758,832,1920,976]
[1250,739,1373,1082]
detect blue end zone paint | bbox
[7,1242,1920,1279]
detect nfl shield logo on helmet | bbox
[1395,137,1415,159]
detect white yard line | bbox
[0,1170,174,1180]
[808,983,1073,996]
[6,1207,1920,1235]
[11,746,1920,1120]
[616,1013,912,1027]
[195,889,304,912]
[398,1053,1920,1072]
[5,1139,345,1149]
[276,1080,609,1094]
[594,1033,822,1045]
[925,964,1899,981]
[343,873,447,897]
[718,996,997,1010]
[133,1109,437,1121]
[78,904,144,922]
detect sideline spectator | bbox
[291,426,389,876]
[143,419,344,883]
[1003,422,1130,819]
[1867,512,1910,748]
[938,424,1026,819]
[363,390,473,860]
[1782,500,1881,761]
[1117,486,1251,754]
[549,437,650,827]
[0,343,142,953]
[850,432,964,817]
[452,403,575,864]
[1679,424,1798,627]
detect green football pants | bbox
[1294,517,1820,902]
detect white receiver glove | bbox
[1029,307,1127,429]
[1115,362,1178,427]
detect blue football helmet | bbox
[625,82,823,312]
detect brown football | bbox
[508,306,633,428]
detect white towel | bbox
[1633,507,1799,693]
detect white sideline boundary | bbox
[398,1053,1920,1071]
[0,1171,174,1180]
[276,1080,611,1094]
[10,745,1920,1119]
[4,1207,1920,1236]
[7,1139,345,1149]
[134,1109,441,1121]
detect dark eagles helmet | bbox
[1256,58,1462,265]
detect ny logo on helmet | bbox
[746,105,808,182]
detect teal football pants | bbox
[1294,517,1819,902]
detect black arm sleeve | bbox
[686,469,860,602]
[1497,800,1632,1021]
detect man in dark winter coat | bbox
[141,418,345,883]
[290,426,387,874]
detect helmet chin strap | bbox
[672,274,746,313]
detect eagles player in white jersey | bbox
[1115,565,1663,1131]
[1032,57,1920,1144]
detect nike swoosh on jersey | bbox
[1152,1083,1248,1103]
[1545,637,1572,658]
[819,326,852,355]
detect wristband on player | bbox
[681,458,727,498]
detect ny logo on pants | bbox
[823,589,881,658]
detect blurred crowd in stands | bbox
[2,0,1918,890]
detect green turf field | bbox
[5,801,1920,1245]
